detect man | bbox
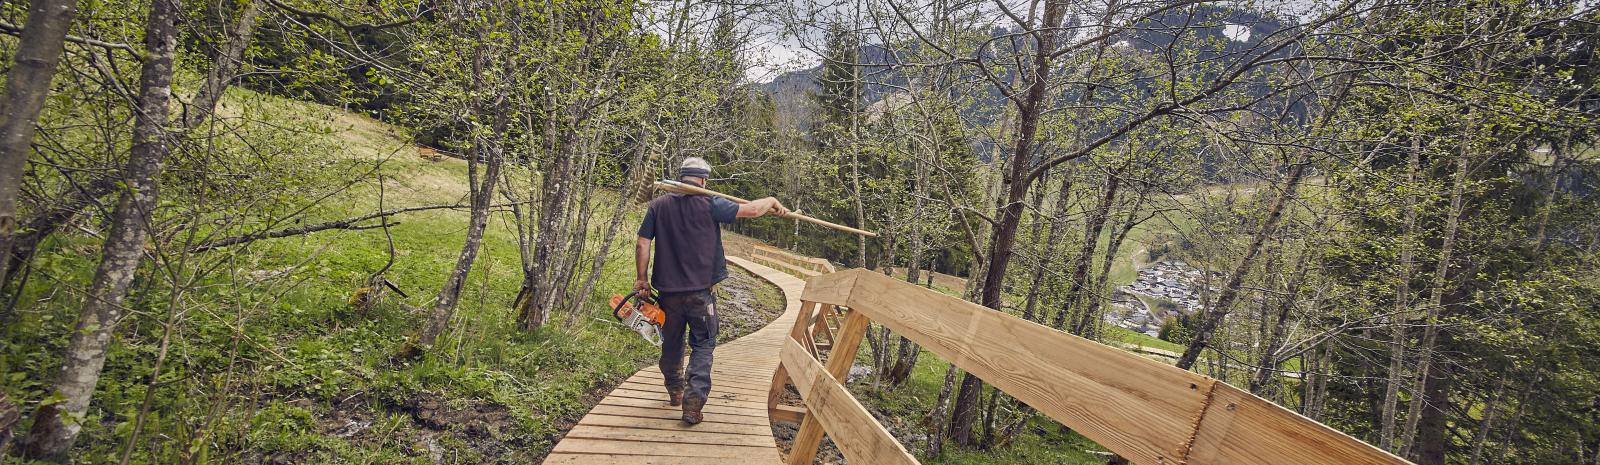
[635,157,789,425]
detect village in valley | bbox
[1107,259,1220,337]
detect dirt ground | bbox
[715,266,788,343]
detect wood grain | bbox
[780,338,919,465]
[840,269,1213,465]
[545,256,800,465]
[786,310,872,465]
[1186,383,1407,465]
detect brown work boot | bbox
[663,378,684,406]
[681,396,705,425]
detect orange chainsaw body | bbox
[611,291,666,345]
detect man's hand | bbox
[634,278,651,299]
[764,197,791,217]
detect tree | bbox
[22,0,183,459]
[0,0,80,286]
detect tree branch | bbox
[191,201,532,252]
[0,20,142,60]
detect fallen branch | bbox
[191,201,532,252]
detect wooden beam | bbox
[834,269,1409,465]
[780,338,918,465]
[800,272,855,307]
[1186,383,1408,465]
[772,301,818,409]
[769,404,806,425]
[786,311,871,465]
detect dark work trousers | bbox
[657,289,720,400]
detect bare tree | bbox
[0,0,80,286]
[22,0,183,459]
[1176,161,1305,369]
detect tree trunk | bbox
[1411,352,1452,465]
[183,0,262,128]
[1176,162,1305,370]
[1380,138,1422,451]
[567,133,649,324]
[6,0,261,286]
[413,95,506,353]
[0,391,18,455]
[518,134,575,331]
[887,158,929,386]
[1061,171,1120,333]
[22,1,180,460]
[1400,154,1470,458]
[1248,244,1313,396]
[0,0,81,286]
[1022,172,1072,323]
[954,0,1067,445]
[926,364,960,456]
[1084,192,1145,341]
[1468,374,1509,465]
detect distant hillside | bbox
[755,6,1294,142]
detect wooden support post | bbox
[787,310,871,465]
[813,310,836,348]
[770,404,807,425]
[773,301,818,409]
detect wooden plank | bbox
[633,370,777,385]
[780,338,919,465]
[626,377,771,394]
[616,381,769,399]
[607,388,769,409]
[800,273,855,307]
[583,404,770,426]
[551,437,778,458]
[545,454,773,465]
[578,413,774,435]
[1186,383,1409,465]
[770,404,806,424]
[599,396,768,418]
[751,253,820,278]
[787,310,872,465]
[566,424,778,447]
[839,269,1211,465]
[627,377,772,395]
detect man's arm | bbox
[736,197,791,219]
[635,236,651,297]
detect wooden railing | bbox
[750,244,835,278]
[768,269,1411,465]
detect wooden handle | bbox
[652,180,879,238]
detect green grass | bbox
[0,87,655,463]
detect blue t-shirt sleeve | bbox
[710,198,739,224]
[638,208,657,239]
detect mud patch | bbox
[714,266,787,343]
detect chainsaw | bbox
[610,290,666,346]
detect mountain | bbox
[753,6,1295,138]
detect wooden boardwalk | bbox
[545,256,802,465]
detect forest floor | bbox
[0,89,783,464]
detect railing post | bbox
[812,310,836,349]
[772,301,818,410]
[787,309,870,465]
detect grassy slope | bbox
[0,88,779,464]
